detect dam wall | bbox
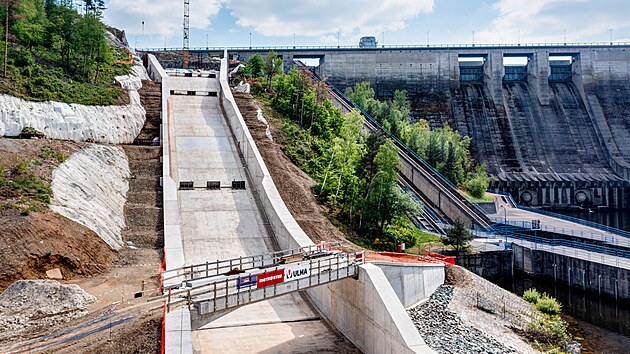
[228,45,630,208]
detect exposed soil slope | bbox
[0,139,114,291]
[233,93,357,249]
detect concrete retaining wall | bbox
[457,251,513,279]
[513,244,630,300]
[372,262,445,308]
[146,54,186,275]
[148,54,193,354]
[219,50,435,354]
[308,264,435,354]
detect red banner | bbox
[256,269,285,288]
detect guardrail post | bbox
[317,260,321,285]
[213,283,217,312]
[205,262,209,277]
[167,288,172,313]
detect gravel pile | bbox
[408,285,518,354]
[0,280,95,339]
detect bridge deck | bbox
[488,205,630,249]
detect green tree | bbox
[444,219,473,252]
[360,140,418,238]
[263,50,282,87]
[318,109,365,210]
[244,53,264,78]
[12,0,46,49]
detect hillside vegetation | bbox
[240,54,425,251]
[0,0,130,105]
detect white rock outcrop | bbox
[51,144,130,249]
[0,60,148,144]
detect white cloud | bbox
[105,0,222,38]
[222,0,434,37]
[319,34,338,44]
[477,0,630,44]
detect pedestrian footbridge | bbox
[163,243,364,320]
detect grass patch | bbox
[460,189,493,203]
[0,146,67,215]
[0,55,129,106]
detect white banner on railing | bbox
[284,262,310,281]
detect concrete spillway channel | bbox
[162,75,358,353]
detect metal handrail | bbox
[136,41,630,52]
[167,251,364,315]
[491,224,630,259]
[517,206,630,239]
[490,190,518,208]
[490,218,630,249]
[162,242,344,283]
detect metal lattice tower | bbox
[183,0,190,49]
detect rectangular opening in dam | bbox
[293,54,325,70]
[458,55,486,82]
[503,55,530,81]
[549,54,576,82]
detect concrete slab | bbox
[192,319,344,354]
[166,309,193,354]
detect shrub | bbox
[536,295,562,316]
[465,165,490,199]
[522,288,541,304]
[384,224,418,249]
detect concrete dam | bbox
[146,44,630,209]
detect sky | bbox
[102,0,630,49]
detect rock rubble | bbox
[0,280,95,340]
[408,285,519,354]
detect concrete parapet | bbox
[165,309,193,354]
[371,262,445,308]
[219,51,313,250]
[307,264,435,354]
[146,55,186,275]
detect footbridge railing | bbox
[517,205,630,239]
[162,243,365,316]
[490,224,630,260]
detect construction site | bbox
[2,1,630,353]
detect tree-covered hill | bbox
[0,0,132,105]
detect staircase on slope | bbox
[122,80,164,250]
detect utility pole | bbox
[183,0,190,49]
[3,0,8,78]
[183,0,190,68]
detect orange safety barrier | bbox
[115,47,134,65]
[160,303,166,354]
[159,250,166,294]
[423,250,456,265]
[365,251,455,265]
